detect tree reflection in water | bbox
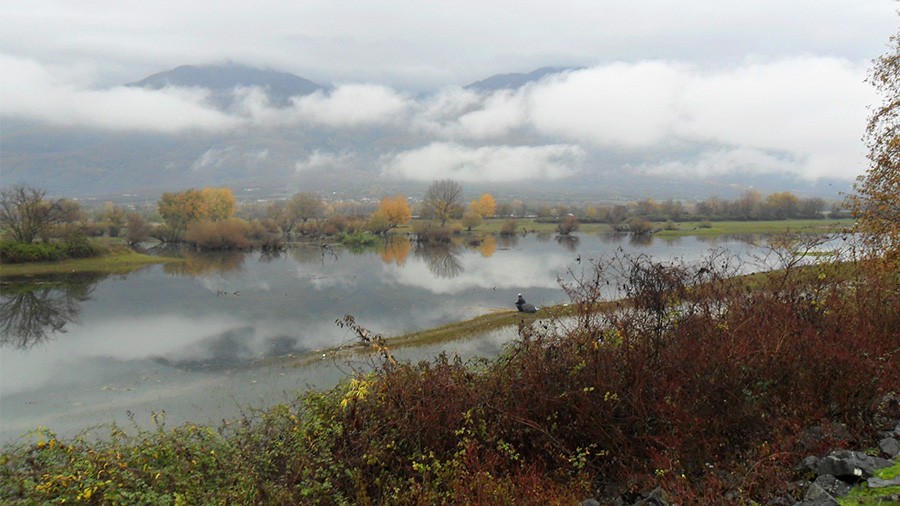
[380,236,412,266]
[555,234,580,251]
[0,274,101,349]
[162,250,246,277]
[415,242,464,279]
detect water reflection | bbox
[415,242,464,279]
[479,236,497,258]
[555,234,580,251]
[629,234,653,247]
[163,250,246,276]
[0,274,100,349]
[497,234,519,249]
[380,236,412,266]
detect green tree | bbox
[0,185,63,244]
[461,213,482,231]
[100,202,126,237]
[423,180,463,226]
[125,212,151,245]
[850,27,900,258]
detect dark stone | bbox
[878,437,900,458]
[802,482,840,505]
[631,487,669,506]
[867,475,900,488]
[811,475,850,498]
[813,450,894,480]
[796,456,820,475]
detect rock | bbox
[812,450,894,480]
[811,475,850,498]
[796,456,820,475]
[631,487,669,505]
[867,475,900,488]
[801,482,840,505]
[878,436,900,458]
[580,499,601,506]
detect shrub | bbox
[461,213,482,231]
[0,240,64,263]
[246,219,284,250]
[0,237,103,263]
[499,219,519,236]
[366,212,392,235]
[698,219,713,229]
[412,221,452,243]
[62,235,103,259]
[183,219,251,250]
[627,217,654,234]
[557,215,579,235]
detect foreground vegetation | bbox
[2,241,897,504]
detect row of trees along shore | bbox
[2,178,850,257]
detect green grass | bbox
[839,459,900,505]
[0,249,179,277]
[393,218,854,237]
[652,218,854,238]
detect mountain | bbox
[127,63,326,108]
[465,66,578,91]
[0,64,850,204]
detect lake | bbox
[1,233,770,441]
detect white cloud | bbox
[295,150,354,172]
[382,142,585,182]
[637,147,804,178]
[0,49,878,181]
[434,57,871,179]
[528,62,686,148]
[0,53,239,132]
[291,84,410,127]
[455,90,529,139]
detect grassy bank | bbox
[0,248,179,277]
[3,251,896,504]
[392,217,854,237]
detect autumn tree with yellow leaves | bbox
[469,193,497,218]
[850,27,900,261]
[375,195,412,229]
[157,187,236,240]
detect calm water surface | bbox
[1,233,764,440]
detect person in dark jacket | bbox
[515,293,537,313]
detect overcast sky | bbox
[1,1,897,183]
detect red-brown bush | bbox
[326,246,899,503]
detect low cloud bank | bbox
[1,53,873,181]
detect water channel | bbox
[1,233,772,441]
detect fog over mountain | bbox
[0,60,869,203]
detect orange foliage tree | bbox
[376,195,412,229]
[469,193,497,218]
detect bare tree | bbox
[423,180,463,226]
[0,185,63,243]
